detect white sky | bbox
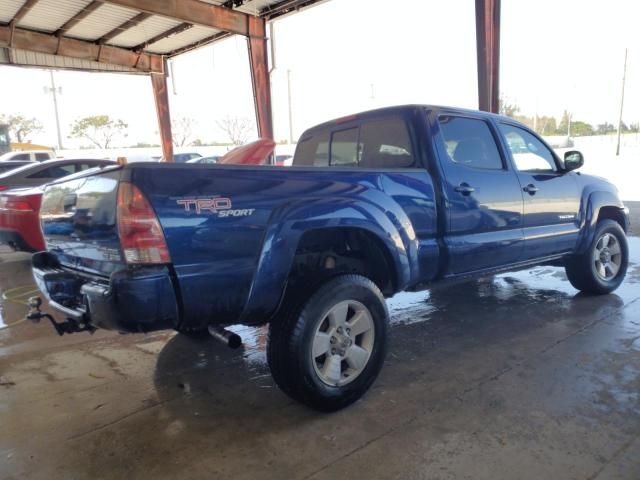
[0,0,638,148]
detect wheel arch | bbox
[576,190,628,254]
[239,200,414,324]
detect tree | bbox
[216,116,254,146]
[69,115,127,148]
[596,122,615,135]
[557,111,572,135]
[570,121,594,136]
[536,116,557,136]
[172,116,195,147]
[0,114,43,143]
[499,96,520,118]
[629,123,639,133]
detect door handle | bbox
[454,183,475,196]
[523,184,539,195]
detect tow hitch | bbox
[26,296,96,336]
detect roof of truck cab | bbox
[299,104,513,136]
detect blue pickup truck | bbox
[30,105,629,411]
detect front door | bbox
[497,123,580,260]
[433,113,524,275]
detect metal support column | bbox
[475,0,501,113]
[150,66,174,162]
[247,16,274,140]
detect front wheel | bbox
[565,219,628,294]
[267,274,389,411]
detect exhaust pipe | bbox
[208,325,242,349]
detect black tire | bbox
[267,274,389,412]
[565,219,628,294]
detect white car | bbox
[0,150,55,162]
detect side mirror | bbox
[564,150,584,172]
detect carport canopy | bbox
[0,0,500,161]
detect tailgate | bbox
[39,168,124,276]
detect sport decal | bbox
[176,197,255,218]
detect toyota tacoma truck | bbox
[30,105,630,411]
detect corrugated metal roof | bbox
[146,25,222,54]
[108,14,182,48]
[18,0,92,32]
[0,47,137,72]
[0,0,23,24]
[66,3,139,41]
[1,0,324,67]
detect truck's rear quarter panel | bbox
[131,164,438,327]
[38,162,438,331]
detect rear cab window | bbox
[437,115,504,170]
[293,114,415,169]
[35,152,51,161]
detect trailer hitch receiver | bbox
[26,296,96,336]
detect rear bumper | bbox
[32,252,179,333]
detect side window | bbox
[359,116,414,168]
[499,124,557,172]
[12,153,30,161]
[330,128,359,166]
[438,116,503,170]
[293,132,329,166]
[28,164,75,179]
[75,163,93,172]
[35,153,50,161]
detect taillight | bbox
[117,182,170,264]
[0,186,7,192]
[0,193,41,212]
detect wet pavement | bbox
[1,238,639,480]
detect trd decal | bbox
[176,197,255,218]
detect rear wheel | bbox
[565,219,628,294]
[267,274,389,411]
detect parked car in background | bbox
[0,187,45,251]
[173,152,202,163]
[0,160,35,174]
[0,160,115,251]
[187,155,220,164]
[0,158,114,191]
[0,150,55,162]
[30,105,629,411]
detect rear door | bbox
[497,122,580,259]
[432,112,524,275]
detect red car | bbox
[0,187,44,251]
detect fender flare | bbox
[575,190,626,253]
[239,194,418,323]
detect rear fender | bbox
[240,195,417,323]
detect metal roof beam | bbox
[475,0,500,113]
[10,0,40,24]
[0,24,164,73]
[103,0,250,36]
[97,12,151,44]
[55,0,104,36]
[133,22,192,51]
